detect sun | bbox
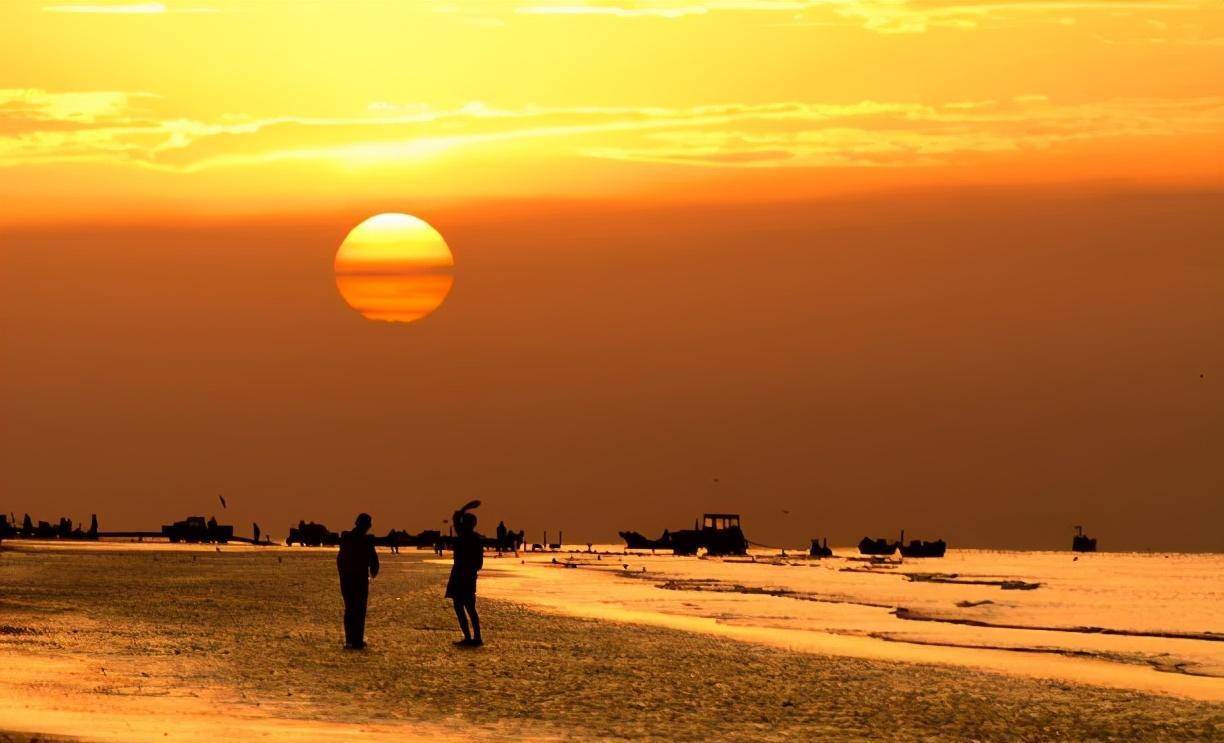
[334,213,455,324]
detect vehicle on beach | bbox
[162,516,233,544]
[620,513,749,556]
[384,528,445,549]
[286,521,341,546]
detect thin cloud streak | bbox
[42,2,218,13]
[510,0,1205,33]
[43,3,168,12]
[3,92,1223,173]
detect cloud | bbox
[1,90,1221,172]
[43,3,168,12]
[508,0,1205,33]
[516,4,712,17]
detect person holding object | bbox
[446,500,484,647]
[337,512,379,650]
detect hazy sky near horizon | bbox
[1,0,1222,550]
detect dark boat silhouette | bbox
[621,513,748,556]
[858,536,899,555]
[898,530,947,558]
[809,537,833,558]
[1072,525,1097,552]
[619,529,671,550]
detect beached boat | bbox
[618,529,672,550]
[899,538,947,558]
[858,536,899,555]
[1072,525,1097,552]
[809,537,833,558]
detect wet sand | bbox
[1,542,1221,742]
[480,548,1224,701]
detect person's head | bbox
[455,511,477,535]
[354,513,372,533]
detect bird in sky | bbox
[218,495,227,509]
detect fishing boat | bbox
[858,536,899,556]
[1072,525,1097,552]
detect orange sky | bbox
[2,190,1222,549]
[2,0,1222,224]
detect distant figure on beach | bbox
[337,513,379,650]
[496,520,507,552]
[253,522,261,544]
[446,501,484,647]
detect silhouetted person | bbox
[446,509,484,646]
[496,520,507,552]
[207,516,218,530]
[337,513,379,649]
[253,522,261,544]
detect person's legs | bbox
[463,596,481,644]
[340,580,356,647]
[341,578,368,648]
[351,580,368,648]
[453,597,471,641]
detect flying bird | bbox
[218,495,227,509]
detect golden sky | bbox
[2,0,1222,224]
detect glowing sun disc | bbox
[334,213,454,323]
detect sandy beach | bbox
[1,542,1221,742]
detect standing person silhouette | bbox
[446,501,484,646]
[337,513,379,650]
